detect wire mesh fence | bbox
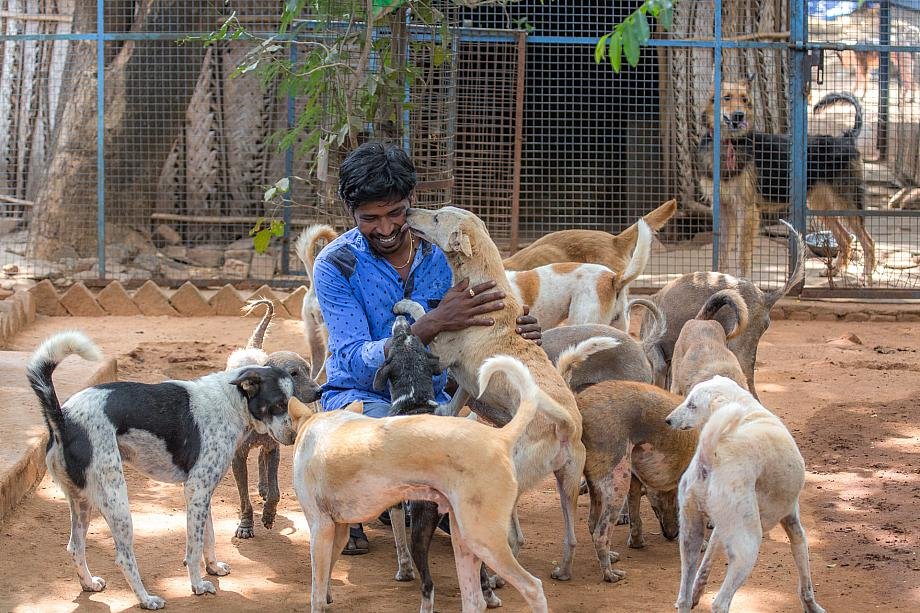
[1,1,918,296]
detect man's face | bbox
[354,198,411,256]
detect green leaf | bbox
[636,10,650,43]
[623,20,641,67]
[609,31,623,72]
[252,228,272,253]
[595,34,609,64]
[270,220,286,237]
[263,186,277,202]
[660,6,673,31]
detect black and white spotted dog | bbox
[27,330,298,610]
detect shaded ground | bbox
[0,315,918,612]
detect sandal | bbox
[342,524,369,555]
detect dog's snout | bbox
[730,111,745,124]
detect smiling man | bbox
[311,142,540,554]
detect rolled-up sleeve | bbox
[313,257,387,390]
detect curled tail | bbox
[295,224,338,285]
[243,299,274,349]
[555,337,622,387]
[614,199,677,248]
[765,219,805,309]
[618,219,652,289]
[629,297,666,348]
[477,355,576,444]
[696,289,749,340]
[698,403,747,470]
[393,299,426,322]
[813,91,863,139]
[26,331,102,441]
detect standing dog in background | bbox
[295,224,339,379]
[697,80,875,282]
[836,49,917,103]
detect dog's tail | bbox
[477,355,575,445]
[613,199,676,250]
[695,289,749,340]
[697,403,747,471]
[765,219,805,310]
[392,299,426,322]
[615,219,652,290]
[555,337,622,387]
[243,299,274,350]
[27,331,103,442]
[813,91,863,139]
[295,224,338,285]
[630,297,669,378]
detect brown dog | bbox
[503,199,676,272]
[669,289,749,396]
[406,205,586,582]
[837,49,917,103]
[574,381,698,582]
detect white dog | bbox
[665,376,825,613]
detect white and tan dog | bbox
[666,376,825,613]
[505,220,651,331]
[291,355,569,613]
[294,224,339,379]
[406,205,586,582]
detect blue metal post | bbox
[281,42,296,275]
[402,9,411,153]
[96,0,106,278]
[789,0,808,289]
[711,0,723,272]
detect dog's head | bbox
[647,487,680,540]
[230,366,297,444]
[265,350,323,405]
[406,206,492,262]
[374,309,442,414]
[704,79,754,137]
[665,375,745,430]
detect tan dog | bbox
[406,205,586,582]
[505,220,651,331]
[503,199,676,272]
[666,376,825,613]
[294,224,339,380]
[290,355,568,613]
[669,289,749,396]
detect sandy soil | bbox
[0,315,918,612]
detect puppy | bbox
[291,355,569,613]
[27,331,298,609]
[503,198,676,272]
[226,300,323,539]
[669,289,749,396]
[641,222,804,395]
[698,79,874,282]
[295,224,339,379]
[542,298,669,391]
[505,220,651,331]
[573,381,697,581]
[666,376,825,613]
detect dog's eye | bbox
[741,96,749,104]
[723,95,732,101]
[289,370,299,377]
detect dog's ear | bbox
[427,353,443,376]
[373,359,392,392]
[448,228,473,258]
[230,368,263,398]
[745,73,755,87]
[345,400,364,414]
[288,396,313,421]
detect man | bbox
[312,142,540,554]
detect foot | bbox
[207,561,231,576]
[341,524,369,555]
[615,510,629,525]
[235,522,255,539]
[80,576,106,592]
[139,594,166,610]
[262,508,277,529]
[550,566,571,581]
[191,580,216,595]
[603,567,627,583]
[627,532,647,549]
[485,591,502,608]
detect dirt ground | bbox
[0,314,918,612]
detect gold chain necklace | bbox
[392,231,415,270]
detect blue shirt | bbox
[313,227,453,411]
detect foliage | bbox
[594,0,673,72]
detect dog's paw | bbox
[484,591,502,608]
[608,551,620,564]
[235,524,255,539]
[80,576,106,592]
[550,566,571,581]
[207,561,231,576]
[192,580,216,595]
[261,510,276,530]
[627,532,647,549]
[140,594,166,610]
[603,567,627,583]
[395,565,415,582]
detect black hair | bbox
[338,142,417,213]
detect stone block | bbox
[787,310,814,321]
[187,246,224,268]
[283,286,308,319]
[132,253,161,273]
[842,312,869,323]
[249,253,276,279]
[813,312,839,322]
[869,314,897,322]
[224,249,252,264]
[169,282,214,316]
[96,281,142,315]
[12,290,36,324]
[209,284,246,316]
[222,258,249,279]
[246,285,290,318]
[153,224,182,247]
[897,313,920,322]
[132,280,179,316]
[29,279,67,316]
[59,282,105,317]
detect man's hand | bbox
[516,305,542,345]
[411,278,505,345]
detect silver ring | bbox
[468,288,475,298]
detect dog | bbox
[290,355,569,613]
[698,80,875,282]
[505,220,651,331]
[641,221,804,395]
[836,49,917,103]
[295,224,339,379]
[503,198,676,272]
[406,205,586,582]
[669,289,749,396]
[27,331,299,609]
[225,300,323,539]
[666,376,826,613]
[541,298,668,391]
[570,380,697,581]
